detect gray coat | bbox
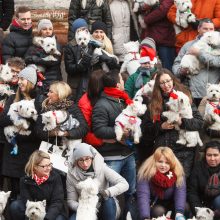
[66,147,129,211]
[172,39,220,98]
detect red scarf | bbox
[33,174,49,185]
[11,19,32,30]
[104,87,133,105]
[151,170,177,199]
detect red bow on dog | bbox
[169,92,178,99]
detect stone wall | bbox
[15,0,71,45]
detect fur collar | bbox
[42,98,74,112]
[81,0,104,9]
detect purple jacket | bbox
[137,178,186,219]
[142,0,175,47]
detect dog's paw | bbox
[42,55,57,61]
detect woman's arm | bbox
[137,179,151,219]
[174,178,186,215]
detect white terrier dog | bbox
[120,41,141,75]
[41,110,81,156]
[204,83,220,131]
[180,31,220,75]
[76,178,99,220]
[195,207,214,220]
[165,90,203,147]
[135,79,155,98]
[115,96,147,144]
[0,191,11,220]
[133,0,160,29]
[174,0,196,34]
[25,200,46,220]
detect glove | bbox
[189,19,200,30]
[80,52,92,66]
[99,189,110,200]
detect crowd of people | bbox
[0,1,220,220]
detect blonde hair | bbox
[25,150,50,177]
[42,81,72,107]
[14,81,35,102]
[138,147,185,187]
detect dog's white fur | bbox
[120,41,141,75]
[41,110,81,156]
[180,31,220,75]
[195,207,214,220]
[76,178,99,220]
[204,83,220,131]
[25,200,46,220]
[4,100,37,143]
[0,191,11,220]
[115,96,147,144]
[135,79,155,98]
[165,90,203,147]
[174,0,196,34]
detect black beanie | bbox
[91,21,107,34]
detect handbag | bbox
[205,172,220,197]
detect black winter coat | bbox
[0,94,43,178]
[188,160,220,215]
[0,0,14,31]
[92,93,134,157]
[68,0,112,41]
[25,39,62,94]
[141,96,203,177]
[20,169,67,220]
[2,23,32,63]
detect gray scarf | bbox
[135,67,151,89]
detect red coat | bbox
[78,93,103,147]
[142,0,175,47]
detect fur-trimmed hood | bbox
[81,0,104,8]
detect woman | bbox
[25,19,62,94]
[91,20,119,71]
[67,142,129,220]
[78,69,104,147]
[137,147,186,220]
[10,150,67,220]
[35,81,88,146]
[0,65,43,199]
[188,141,220,219]
[141,68,203,177]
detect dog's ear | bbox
[42,200,46,207]
[195,207,200,213]
[26,200,31,206]
[206,83,211,90]
[5,191,11,199]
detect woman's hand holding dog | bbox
[161,121,175,130]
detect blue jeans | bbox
[157,46,176,72]
[10,199,67,220]
[69,197,116,220]
[213,195,220,209]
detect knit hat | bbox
[18,64,37,85]
[73,143,94,161]
[141,37,156,50]
[71,18,88,34]
[139,56,151,64]
[91,21,107,34]
[37,19,53,33]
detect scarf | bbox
[43,98,74,112]
[11,19,32,31]
[135,67,151,89]
[104,87,133,105]
[151,170,177,199]
[33,174,49,185]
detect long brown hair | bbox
[150,68,192,120]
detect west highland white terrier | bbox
[115,96,147,144]
[134,79,155,98]
[0,191,11,220]
[180,31,220,75]
[195,207,214,220]
[25,200,46,220]
[204,83,220,131]
[165,90,203,147]
[174,0,196,34]
[76,178,100,220]
[41,110,81,157]
[120,41,141,75]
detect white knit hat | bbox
[18,65,37,85]
[37,19,53,33]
